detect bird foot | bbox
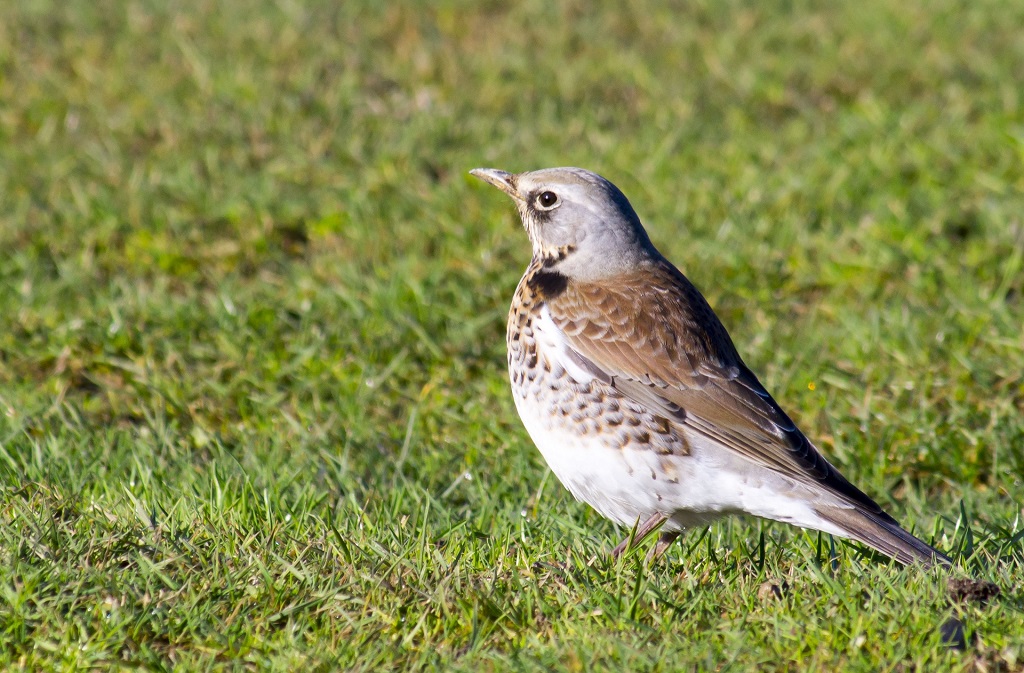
[611,512,673,560]
[646,530,680,563]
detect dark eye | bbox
[536,191,559,209]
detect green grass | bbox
[1,0,1022,670]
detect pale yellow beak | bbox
[469,168,522,200]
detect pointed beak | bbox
[469,168,522,200]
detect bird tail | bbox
[815,506,952,568]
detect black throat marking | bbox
[529,245,575,300]
[527,269,569,300]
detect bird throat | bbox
[526,267,568,300]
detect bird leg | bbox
[611,512,669,560]
[646,530,680,563]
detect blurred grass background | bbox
[0,0,1022,670]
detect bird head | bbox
[470,167,658,280]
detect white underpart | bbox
[512,306,850,539]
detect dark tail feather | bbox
[816,506,952,568]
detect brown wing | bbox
[547,258,895,522]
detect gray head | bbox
[470,167,659,281]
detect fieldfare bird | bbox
[471,166,949,567]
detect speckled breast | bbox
[506,262,691,479]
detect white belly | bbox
[508,302,846,537]
[515,392,845,537]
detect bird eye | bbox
[536,191,559,209]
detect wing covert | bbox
[546,261,892,520]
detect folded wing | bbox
[547,259,896,523]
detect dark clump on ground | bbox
[940,578,1003,651]
[947,578,1001,604]
[939,617,969,650]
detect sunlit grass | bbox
[0,0,1021,670]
